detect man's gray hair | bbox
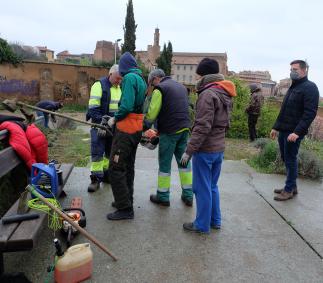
[109,64,119,75]
[148,69,165,84]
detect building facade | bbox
[136,29,228,85]
[36,46,55,62]
[237,70,276,97]
[93,40,119,63]
[172,53,227,85]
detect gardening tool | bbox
[61,197,87,246]
[25,184,118,261]
[1,99,113,136]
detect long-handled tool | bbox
[26,184,118,261]
[1,99,112,136]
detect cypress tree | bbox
[122,0,137,56]
[156,41,173,75]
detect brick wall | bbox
[0,61,108,105]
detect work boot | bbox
[150,194,170,207]
[181,195,193,207]
[106,208,134,220]
[103,170,110,184]
[274,187,298,195]
[87,175,100,192]
[183,222,209,234]
[274,190,294,201]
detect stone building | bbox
[172,53,227,85]
[136,28,161,71]
[56,50,93,64]
[237,70,276,97]
[35,46,55,62]
[274,78,291,97]
[136,28,228,85]
[93,40,119,63]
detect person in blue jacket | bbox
[35,100,63,128]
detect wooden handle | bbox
[26,185,118,261]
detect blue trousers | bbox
[90,128,113,181]
[278,132,303,192]
[193,151,224,233]
[36,111,49,128]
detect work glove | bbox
[50,115,57,123]
[97,115,111,138]
[180,152,191,167]
[107,117,116,128]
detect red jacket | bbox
[0,122,48,170]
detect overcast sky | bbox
[1,0,322,95]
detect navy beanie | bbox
[196,58,219,76]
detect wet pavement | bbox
[4,147,323,283]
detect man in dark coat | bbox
[270,60,319,201]
[245,83,264,141]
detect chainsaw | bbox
[61,197,86,246]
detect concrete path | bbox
[4,147,323,283]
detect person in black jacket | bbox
[35,100,63,128]
[270,60,319,201]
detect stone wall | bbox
[0,61,108,105]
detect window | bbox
[177,75,179,81]
[177,65,180,70]
[189,75,192,82]
[183,75,186,81]
[190,65,193,71]
[183,65,186,71]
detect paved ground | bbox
[4,147,323,283]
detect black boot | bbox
[88,175,100,192]
[150,194,170,207]
[107,208,134,220]
[181,195,193,207]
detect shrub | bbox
[0,37,22,65]
[248,138,323,180]
[226,77,279,139]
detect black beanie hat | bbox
[196,58,219,76]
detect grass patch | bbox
[224,138,258,160]
[46,128,90,166]
[61,104,87,113]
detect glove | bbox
[180,152,191,167]
[97,115,111,138]
[107,117,116,128]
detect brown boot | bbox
[274,187,298,195]
[274,190,294,201]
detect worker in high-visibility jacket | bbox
[143,69,193,207]
[86,64,122,192]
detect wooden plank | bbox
[0,200,20,251]
[4,212,47,252]
[0,147,22,178]
[6,164,74,251]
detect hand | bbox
[97,128,108,138]
[287,133,299,142]
[180,152,191,167]
[270,129,278,140]
[107,117,116,128]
